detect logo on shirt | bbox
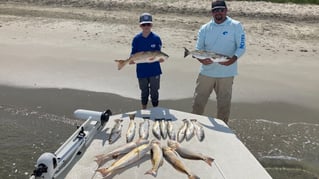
[240,34,245,49]
[151,44,156,48]
[222,31,228,35]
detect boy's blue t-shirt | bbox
[131,32,162,78]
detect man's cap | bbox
[139,13,153,24]
[211,1,227,10]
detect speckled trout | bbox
[184,47,228,63]
[185,119,194,141]
[160,119,168,139]
[167,119,176,140]
[139,118,150,140]
[152,119,161,140]
[177,119,188,143]
[108,119,123,144]
[191,119,205,142]
[126,114,136,143]
[96,142,151,177]
[115,51,169,70]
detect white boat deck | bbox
[61,107,272,179]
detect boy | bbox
[130,13,164,109]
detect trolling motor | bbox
[30,109,112,179]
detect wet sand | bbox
[1,85,319,124]
[0,1,319,178]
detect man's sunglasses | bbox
[141,23,152,27]
[212,8,225,13]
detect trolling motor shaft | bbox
[31,109,112,179]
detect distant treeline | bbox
[244,0,318,4]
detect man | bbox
[130,13,163,109]
[192,1,246,124]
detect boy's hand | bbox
[158,58,165,63]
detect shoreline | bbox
[1,85,318,124]
[1,1,318,22]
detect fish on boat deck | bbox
[144,140,163,177]
[152,119,161,140]
[191,119,205,142]
[108,119,123,144]
[115,51,169,70]
[162,146,200,179]
[94,138,149,167]
[126,114,136,143]
[96,142,151,177]
[167,140,214,166]
[177,119,188,143]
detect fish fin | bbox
[190,119,197,122]
[95,153,104,158]
[111,152,121,159]
[96,168,110,177]
[114,118,123,123]
[115,59,129,70]
[183,47,190,58]
[160,158,164,166]
[169,134,176,141]
[205,157,215,166]
[172,149,179,156]
[94,155,109,167]
[144,169,157,177]
[189,174,200,179]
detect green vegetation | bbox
[244,0,319,5]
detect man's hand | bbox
[198,58,213,65]
[219,56,237,66]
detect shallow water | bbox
[1,105,318,179]
[230,118,319,179]
[0,105,77,178]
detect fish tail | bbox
[170,134,176,141]
[114,118,123,123]
[115,59,129,70]
[94,155,107,167]
[183,47,190,58]
[96,168,111,177]
[205,157,215,166]
[189,174,200,179]
[129,113,136,120]
[144,169,157,177]
[161,51,169,58]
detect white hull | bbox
[31,107,271,179]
